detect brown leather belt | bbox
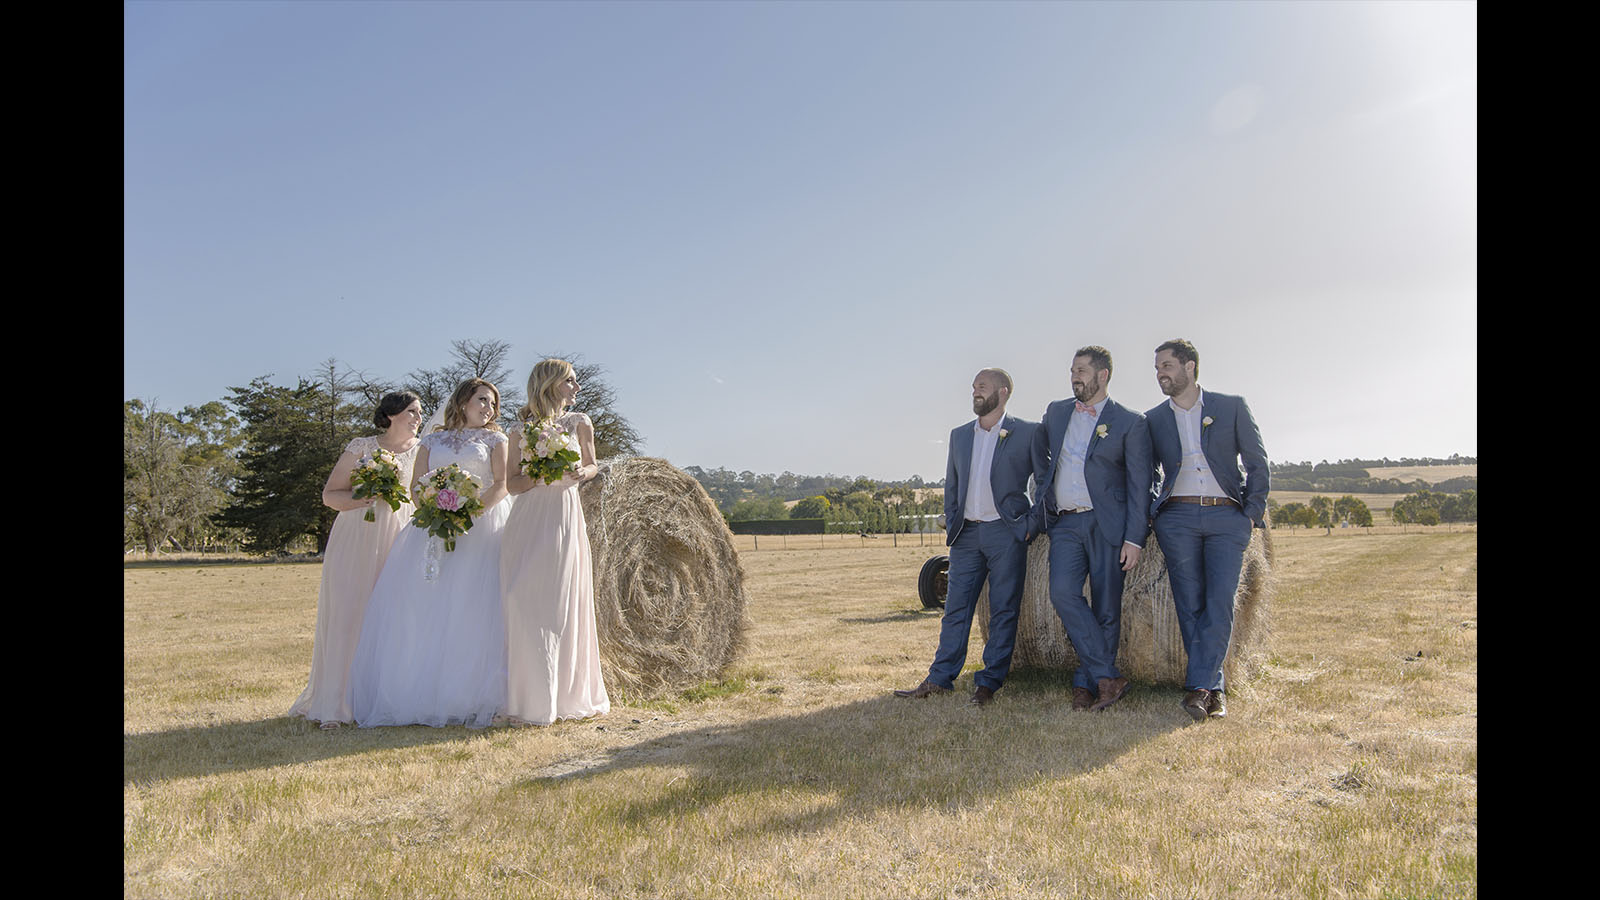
[1165,495,1239,508]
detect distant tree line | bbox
[684,469,938,512]
[1269,495,1375,531]
[1390,489,1477,526]
[687,470,946,535]
[1268,488,1477,530]
[125,340,641,556]
[1269,455,1477,494]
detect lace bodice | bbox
[421,427,507,487]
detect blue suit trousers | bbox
[1045,511,1125,689]
[1152,503,1252,692]
[928,520,1026,691]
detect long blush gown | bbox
[348,427,512,728]
[288,435,418,725]
[500,411,611,724]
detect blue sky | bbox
[125,0,1476,481]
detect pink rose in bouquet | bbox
[410,464,485,552]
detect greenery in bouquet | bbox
[350,448,410,522]
[410,463,485,551]
[520,418,582,485]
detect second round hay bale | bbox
[577,457,751,698]
[977,522,1273,687]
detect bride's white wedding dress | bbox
[349,427,511,728]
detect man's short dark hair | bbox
[1155,338,1199,378]
[1074,345,1113,377]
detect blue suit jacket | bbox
[1031,397,1152,548]
[1146,390,1270,527]
[944,413,1045,546]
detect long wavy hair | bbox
[518,358,575,423]
[440,377,503,433]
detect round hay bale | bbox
[978,519,1273,687]
[577,457,751,698]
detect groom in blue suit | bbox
[1146,338,1269,721]
[1032,346,1152,712]
[895,368,1045,706]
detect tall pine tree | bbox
[218,366,366,553]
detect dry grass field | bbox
[1361,464,1476,484]
[125,530,1476,899]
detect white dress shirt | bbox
[1169,389,1229,499]
[962,418,1004,522]
[1053,397,1103,512]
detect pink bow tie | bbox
[1075,401,1097,416]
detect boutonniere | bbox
[1094,424,1108,439]
[998,428,1010,441]
[1202,416,1214,428]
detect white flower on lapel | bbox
[1202,416,1214,428]
[998,428,1010,441]
[1094,424,1108,439]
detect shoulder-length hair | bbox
[441,378,502,432]
[518,358,576,423]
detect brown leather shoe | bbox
[1089,676,1129,711]
[1071,687,1097,710]
[1181,688,1211,721]
[1206,690,1227,718]
[893,680,953,699]
[969,685,995,706]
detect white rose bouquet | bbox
[519,418,582,485]
[350,448,409,522]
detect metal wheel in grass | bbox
[917,555,949,609]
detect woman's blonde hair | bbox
[518,358,576,422]
[441,377,502,432]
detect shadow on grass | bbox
[123,716,507,785]
[123,556,322,569]
[125,673,1190,847]
[836,608,940,624]
[506,668,1189,840]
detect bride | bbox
[348,378,512,728]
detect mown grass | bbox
[125,531,1475,899]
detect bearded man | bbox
[895,368,1045,707]
[1146,339,1269,721]
[1032,346,1152,712]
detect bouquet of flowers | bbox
[410,464,485,551]
[519,417,582,485]
[350,448,409,522]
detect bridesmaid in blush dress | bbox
[499,358,610,725]
[288,391,422,728]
